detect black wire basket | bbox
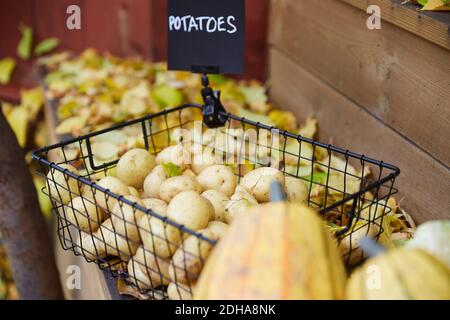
[32,101,400,300]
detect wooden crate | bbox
[268,0,450,223]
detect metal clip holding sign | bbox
[201,74,227,127]
[167,0,245,127]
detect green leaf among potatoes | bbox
[162,162,183,177]
[303,171,328,189]
[34,37,59,56]
[17,24,33,60]
[0,57,16,84]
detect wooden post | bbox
[0,110,64,300]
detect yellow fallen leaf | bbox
[320,154,358,176]
[298,117,318,139]
[33,176,52,218]
[55,116,86,135]
[4,106,28,147]
[422,0,450,10]
[21,87,44,118]
[268,109,297,131]
[0,57,16,84]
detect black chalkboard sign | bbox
[167,0,245,75]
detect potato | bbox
[191,147,218,175]
[117,148,156,189]
[138,215,181,258]
[143,165,168,199]
[196,165,237,197]
[155,145,191,169]
[46,164,80,204]
[97,218,140,260]
[170,127,193,144]
[167,191,212,231]
[201,190,229,222]
[142,198,168,217]
[168,229,215,284]
[182,169,197,178]
[127,246,170,289]
[207,221,229,239]
[94,176,130,213]
[167,282,194,300]
[254,132,285,165]
[127,258,151,290]
[240,167,285,202]
[285,176,308,203]
[159,176,202,203]
[65,196,104,232]
[128,186,140,198]
[224,200,252,224]
[224,186,258,224]
[338,224,382,267]
[76,231,106,261]
[110,196,145,242]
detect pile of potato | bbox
[46,127,309,299]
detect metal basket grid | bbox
[32,103,400,300]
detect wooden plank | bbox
[44,98,115,300]
[54,242,113,300]
[269,48,450,223]
[269,0,450,166]
[341,0,450,50]
[40,71,124,300]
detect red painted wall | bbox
[0,0,269,102]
